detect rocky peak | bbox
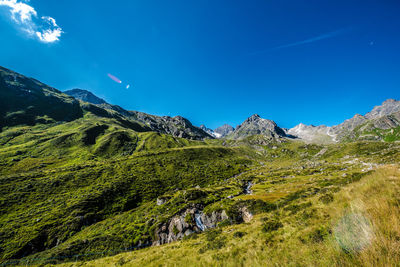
[245,114,261,122]
[382,99,397,104]
[171,116,191,126]
[199,124,210,131]
[227,114,286,139]
[214,124,234,137]
[64,89,106,105]
[365,99,400,119]
[199,124,221,138]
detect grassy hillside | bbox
[1,122,399,266]
[2,66,400,266]
[53,165,400,267]
[0,118,258,264]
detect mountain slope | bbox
[214,124,234,137]
[0,66,210,140]
[65,89,107,105]
[286,123,333,144]
[227,114,286,140]
[200,124,222,138]
[65,89,212,140]
[0,67,83,130]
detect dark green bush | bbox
[262,219,283,233]
[233,231,246,238]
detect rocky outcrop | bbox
[239,207,253,223]
[200,124,222,138]
[227,114,286,140]
[131,113,213,140]
[153,205,251,246]
[365,99,400,119]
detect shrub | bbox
[284,202,312,214]
[205,228,222,242]
[184,213,193,224]
[172,225,179,235]
[319,193,334,204]
[309,226,330,243]
[233,231,246,238]
[262,219,283,233]
[217,219,231,227]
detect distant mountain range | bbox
[287,99,400,143]
[1,66,399,143]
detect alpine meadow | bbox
[1,1,400,266]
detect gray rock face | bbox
[129,112,212,140]
[287,123,333,144]
[200,124,221,138]
[372,111,400,129]
[214,124,234,137]
[64,89,106,105]
[153,207,230,246]
[227,114,286,140]
[365,99,400,119]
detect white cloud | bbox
[36,27,62,43]
[0,0,63,43]
[35,16,63,43]
[0,0,36,22]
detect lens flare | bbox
[126,84,130,89]
[107,73,122,84]
[334,212,373,253]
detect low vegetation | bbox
[50,165,400,267]
[1,119,399,266]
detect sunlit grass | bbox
[54,166,400,266]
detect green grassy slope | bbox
[0,117,257,263]
[66,165,400,267]
[1,121,399,266]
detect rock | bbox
[153,207,230,246]
[239,207,253,223]
[156,198,166,206]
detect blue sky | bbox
[1,0,400,129]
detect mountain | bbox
[0,66,210,140]
[2,66,400,266]
[365,99,400,119]
[0,66,83,130]
[199,124,221,138]
[286,123,333,144]
[214,124,234,137]
[227,114,286,140]
[65,89,107,105]
[65,89,212,140]
[289,99,400,143]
